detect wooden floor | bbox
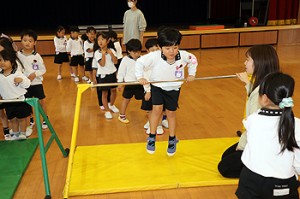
[3,44,300,199]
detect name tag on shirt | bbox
[273,188,290,196]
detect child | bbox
[53,25,71,80]
[142,38,168,134]
[218,45,280,178]
[236,72,300,198]
[66,25,86,82]
[135,27,198,156]
[83,26,96,84]
[0,36,17,139]
[0,49,31,140]
[17,29,49,130]
[117,38,144,124]
[92,31,119,119]
[123,0,147,45]
[108,30,123,70]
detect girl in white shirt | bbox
[92,31,119,119]
[236,72,300,199]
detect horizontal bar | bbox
[91,74,237,87]
[0,99,25,103]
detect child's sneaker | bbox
[26,126,33,137]
[82,76,89,81]
[146,136,156,154]
[74,77,79,82]
[70,73,76,78]
[30,117,35,127]
[57,75,62,80]
[109,104,119,113]
[4,134,12,141]
[10,132,27,140]
[146,125,164,135]
[104,111,113,119]
[167,137,179,156]
[162,119,169,129]
[144,121,149,129]
[100,106,105,111]
[87,79,92,84]
[118,115,129,124]
[42,121,48,129]
[156,125,164,135]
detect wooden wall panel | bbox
[201,33,239,48]
[239,30,278,46]
[278,29,300,45]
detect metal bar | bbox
[91,74,237,87]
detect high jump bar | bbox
[91,74,237,87]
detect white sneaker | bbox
[82,76,89,81]
[104,111,113,119]
[4,134,12,140]
[156,125,164,135]
[70,73,76,78]
[146,125,164,135]
[100,106,105,111]
[10,132,27,140]
[144,121,150,129]
[42,121,48,129]
[87,79,91,84]
[162,119,169,129]
[26,126,33,137]
[57,75,62,80]
[109,104,119,113]
[74,77,79,82]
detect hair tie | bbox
[279,97,294,109]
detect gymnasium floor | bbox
[2,44,300,199]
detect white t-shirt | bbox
[117,56,137,82]
[242,110,300,179]
[93,49,117,76]
[135,50,198,91]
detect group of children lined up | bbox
[0,30,49,141]
[54,26,199,156]
[53,25,170,133]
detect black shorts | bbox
[122,85,144,100]
[70,55,84,66]
[96,73,117,91]
[0,103,5,109]
[25,84,46,100]
[5,102,31,120]
[85,57,93,71]
[151,85,180,111]
[141,94,152,111]
[236,166,299,199]
[54,52,69,64]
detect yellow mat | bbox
[69,137,239,196]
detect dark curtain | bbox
[268,0,299,25]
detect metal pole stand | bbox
[25,98,69,199]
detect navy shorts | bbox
[96,73,117,91]
[122,85,144,100]
[85,57,93,71]
[25,84,46,100]
[5,102,31,120]
[54,52,69,64]
[236,166,299,199]
[151,85,180,111]
[70,55,84,66]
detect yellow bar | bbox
[63,84,91,199]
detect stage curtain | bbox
[267,0,299,25]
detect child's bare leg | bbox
[18,118,27,133]
[0,109,8,128]
[79,65,85,77]
[102,90,109,111]
[150,105,163,134]
[57,64,62,76]
[109,88,117,106]
[120,98,130,115]
[165,110,176,137]
[10,118,18,132]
